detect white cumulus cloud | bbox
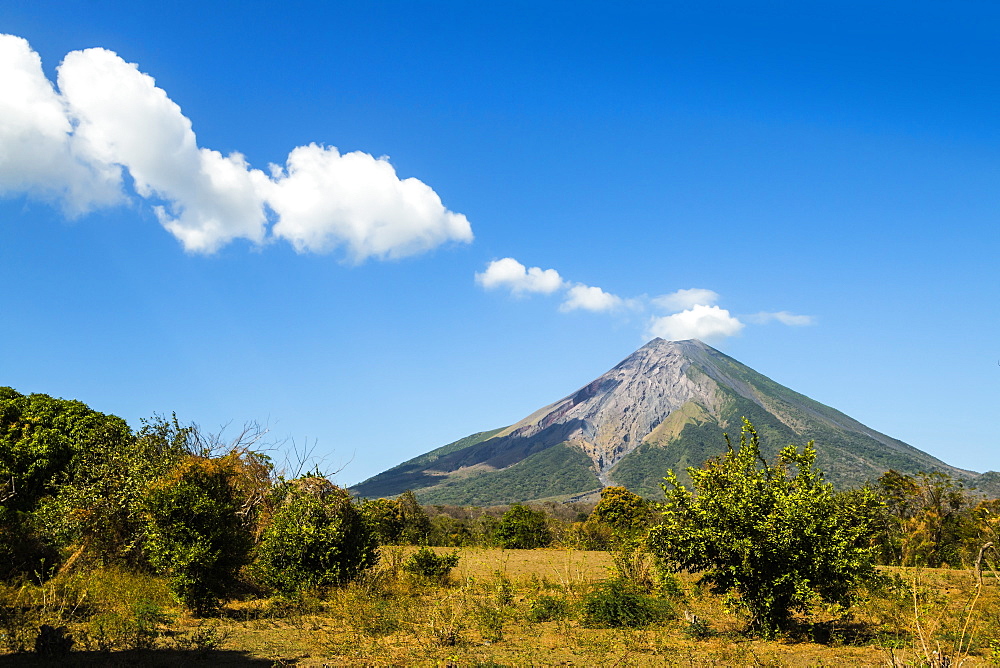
[0,34,473,259]
[267,144,471,261]
[560,284,623,312]
[652,288,719,311]
[57,46,271,252]
[475,257,564,294]
[646,304,745,343]
[0,36,122,213]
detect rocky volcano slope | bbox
[353,339,985,504]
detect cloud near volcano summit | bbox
[476,258,814,344]
[0,34,473,260]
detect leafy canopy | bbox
[142,453,261,615]
[590,486,653,539]
[402,545,459,583]
[0,387,132,513]
[253,477,378,596]
[494,503,551,549]
[646,418,881,636]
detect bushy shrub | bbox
[473,599,505,642]
[85,599,171,652]
[494,504,551,549]
[580,579,672,628]
[34,414,192,568]
[253,477,377,596]
[527,594,570,622]
[402,546,459,583]
[647,419,881,637]
[142,454,255,615]
[359,497,405,545]
[590,486,653,540]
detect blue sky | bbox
[2,1,998,485]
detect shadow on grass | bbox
[0,649,281,666]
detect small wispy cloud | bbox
[559,284,623,313]
[475,257,625,313]
[475,258,814,343]
[652,288,719,311]
[745,311,815,326]
[475,257,564,294]
[0,34,472,260]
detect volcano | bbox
[352,339,983,504]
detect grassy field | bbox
[2,547,999,666]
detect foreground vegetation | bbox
[2,549,1000,666]
[2,386,1000,665]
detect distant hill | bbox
[353,339,995,504]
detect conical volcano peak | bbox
[626,338,717,362]
[634,337,705,351]
[353,340,975,505]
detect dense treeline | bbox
[384,471,1000,573]
[0,388,1000,581]
[0,387,381,615]
[0,387,643,613]
[2,386,999,636]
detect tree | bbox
[253,476,378,596]
[359,497,406,545]
[358,491,433,545]
[494,504,551,549]
[35,414,192,567]
[0,387,134,577]
[876,470,976,567]
[142,453,259,615]
[590,486,653,540]
[0,387,132,514]
[646,419,881,637]
[396,490,431,544]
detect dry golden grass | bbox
[449,546,614,583]
[2,550,999,667]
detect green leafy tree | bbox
[646,419,881,637]
[359,497,406,545]
[35,414,193,566]
[590,486,653,540]
[142,453,257,615]
[876,470,977,567]
[0,387,132,513]
[396,490,431,544]
[0,387,133,577]
[494,504,551,549]
[253,477,377,596]
[427,513,474,546]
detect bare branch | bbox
[0,476,14,504]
